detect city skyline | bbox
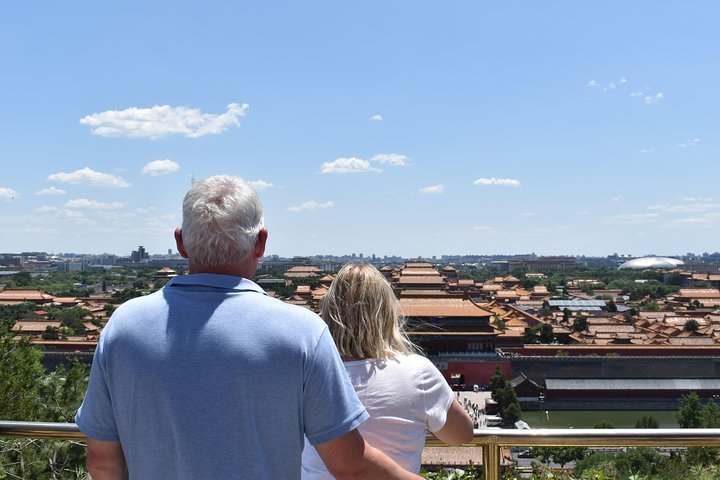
[1,2,718,258]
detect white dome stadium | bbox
[618,256,685,270]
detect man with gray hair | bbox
[76,175,421,479]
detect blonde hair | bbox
[320,263,416,360]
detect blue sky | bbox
[1,1,718,258]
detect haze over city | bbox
[1,1,718,258]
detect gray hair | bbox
[181,175,264,266]
[320,263,416,360]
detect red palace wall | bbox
[438,360,512,387]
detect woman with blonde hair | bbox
[302,263,474,478]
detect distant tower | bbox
[131,246,149,263]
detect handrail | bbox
[4,421,720,479]
[0,421,84,440]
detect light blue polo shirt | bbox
[76,274,368,480]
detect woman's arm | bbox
[86,439,128,480]
[432,399,474,446]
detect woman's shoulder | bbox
[392,353,440,373]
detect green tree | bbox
[538,323,554,344]
[54,307,91,333]
[644,301,661,312]
[572,316,588,332]
[42,325,60,340]
[701,399,720,428]
[523,325,540,345]
[607,299,618,312]
[684,319,700,333]
[0,354,90,479]
[678,392,703,428]
[0,331,44,420]
[111,288,144,304]
[10,271,33,287]
[493,383,522,427]
[500,399,522,426]
[594,419,615,429]
[574,447,666,479]
[531,447,587,469]
[635,415,659,428]
[489,366,507,398]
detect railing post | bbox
[481,435,500,480]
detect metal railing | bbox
[4,421,720,479]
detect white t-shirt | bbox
[301,354,454,478]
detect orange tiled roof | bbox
[678,289,720,299]
[397,276,445,285]
[0,289,54,302]
[404,262,434,268]
[399,290,450,298]
[399,297,492,318]
[400,268,441,277]
[12,321,61,332]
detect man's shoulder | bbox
[252,294,324,322]
[111,289,166,312]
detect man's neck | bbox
[188,260,257,279]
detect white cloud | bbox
[287,200,335,212]
[64,198,125,210]
[671,217,712,225]
[0,187,18,201]
[473,177,521,187]
[604,213,659,224]
[667,203,718,213]
[630,91,644,97]
[142,159,180,176]
[587,80,598,87]
[320,153,408,173]
[604,82,617,91]
[369,114,383,121]
[640,147,655,154]
[48,167,131,188]
[649,201,718,213]
[371,153,409,166]
[60,209,93,224]
[36,186,67,196]
[419,184,445,194]
[22,226,60,236]
[677,138,700,148]
[80,102,249,139]
[520,212,534,217]
[135,207,156,214]
[611,197,621,203]
[473,225,500,235]
[619,77,627,84]
[664,213,720,228]
[248,180,274,191]
[35,205,58,212]
[321,157,381,174]
[644,92,664,104]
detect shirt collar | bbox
[166,273,266,294]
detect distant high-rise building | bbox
[131,246,149,263]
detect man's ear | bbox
[174,227,189,258]
[254,228,268,259]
